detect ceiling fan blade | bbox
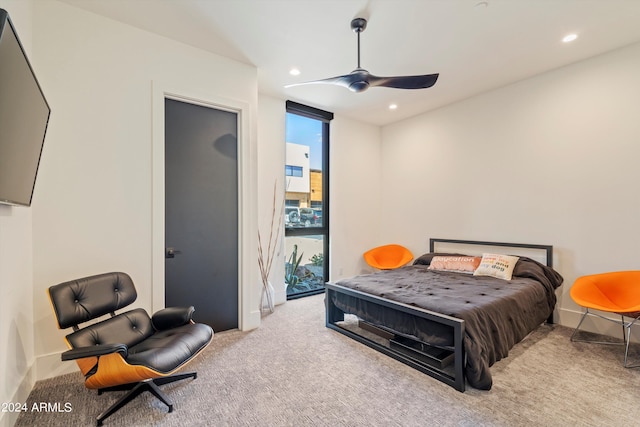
[285,18,440,93]
[285,69,372,92]
[285,74,354,89]
[368,73,439,90]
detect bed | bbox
[325,238,564,392]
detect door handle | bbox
[166,247,182,258]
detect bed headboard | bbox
[429,238,554,268]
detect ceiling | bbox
[59,0,640,126]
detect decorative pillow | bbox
[473,253,520,281]
[413,253,467,266]
[427,256,482,274]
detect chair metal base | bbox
[95,371,197,426]
[571,309,640,368]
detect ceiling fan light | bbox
[349,81,369,92]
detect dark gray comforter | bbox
[332,257,563,390]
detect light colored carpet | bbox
[16,294,640,426]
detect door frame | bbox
[151,80,259,331]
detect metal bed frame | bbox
[325,238,554,392]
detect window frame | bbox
[285,101,333,299]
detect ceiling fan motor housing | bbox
[347,68,371,92]
[351,18,367,33]
[349,80,369,92]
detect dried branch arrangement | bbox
[257,181,284,313]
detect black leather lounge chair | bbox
[48,272,213,426]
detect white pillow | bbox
[473,253,520,281]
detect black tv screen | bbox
[0,8,50,207]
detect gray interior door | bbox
[165,98,238,332]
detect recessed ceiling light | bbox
[562,34,578,43]
[388,104,398,110]
[289,68,301,76]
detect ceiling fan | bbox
[285,18,439,93]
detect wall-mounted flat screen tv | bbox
[0,8,51,207]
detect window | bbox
[285,165,303,177]
[284,101,333,299]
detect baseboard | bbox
[0,363,35,427]
[556,307,639,342]
[274,287,287,306]
[35,352,75,382]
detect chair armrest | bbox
[61,343,128,361]
[151,306,195,331]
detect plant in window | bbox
[310,253,323,266]
[285,244,304,289]
[285,244,318,293]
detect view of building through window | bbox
[284,108,329,299]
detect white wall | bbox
[380,41,640,335]
[257,94,287,304]
[0,1,37,426]
[330,115,383,279]
[30,0,258,380]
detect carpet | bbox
[16,293,640,426]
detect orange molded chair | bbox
[570,271,640,368]
[363,244,413,270]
